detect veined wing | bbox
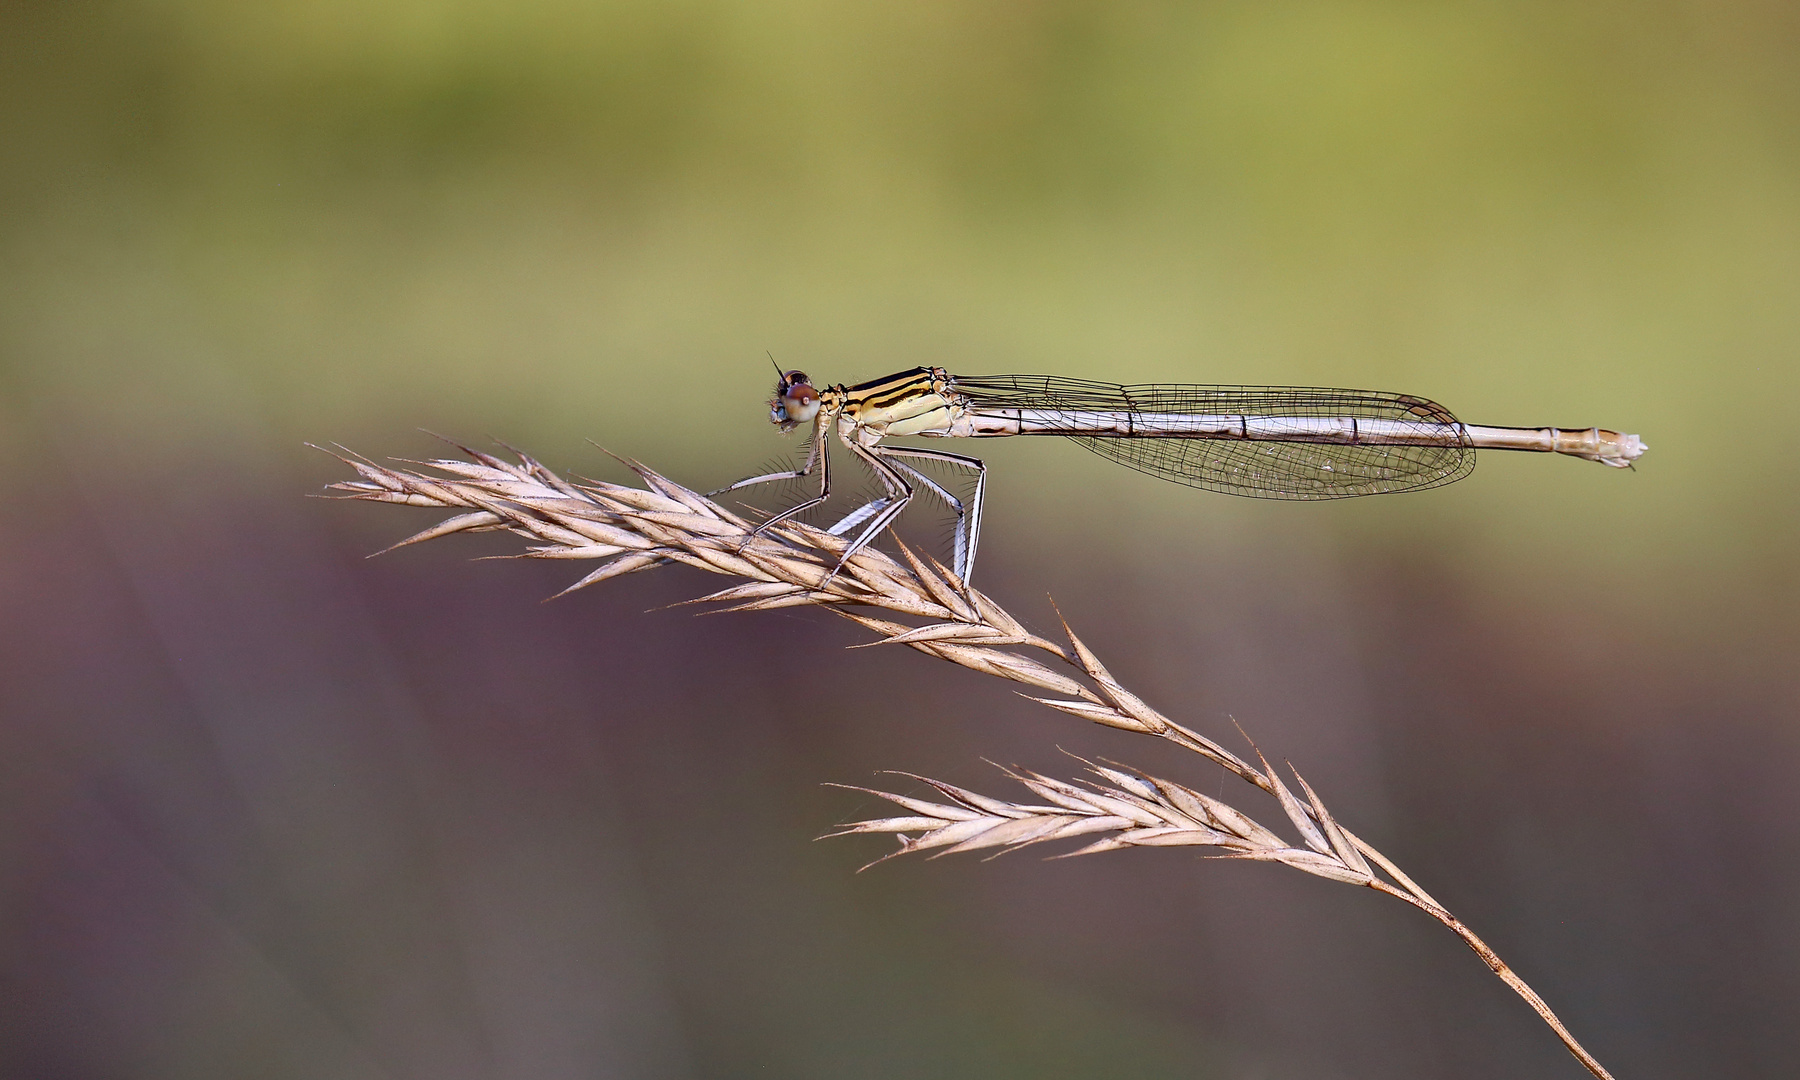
[948,373,1475,500]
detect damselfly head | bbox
[769,370,821,431]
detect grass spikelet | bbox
[320,442,1618,1080]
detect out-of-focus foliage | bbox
[2,6,1797,1077]
[4,3,1796,560]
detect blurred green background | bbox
[2,2,1795,1077]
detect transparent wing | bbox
[950,374,1475,500]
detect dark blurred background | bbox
[2,3,1795,1077]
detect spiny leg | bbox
[712,419,834,540]
[821,436,915,584]
[881,460,967,575]
[708,418,822,498]
[823,459,951,553]
[826,496,892,538]
[824,453,959,538]
[872,445,987,584]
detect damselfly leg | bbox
[714,417,987,585]
[866,445,986,583]
[709,417,832,538]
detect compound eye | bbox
[785,383,818,406]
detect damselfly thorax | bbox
[719,365,1646,584]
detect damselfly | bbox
[717,366,1646,583]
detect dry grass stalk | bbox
[321,441,1616,1080]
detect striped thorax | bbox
[772,367,965,445]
